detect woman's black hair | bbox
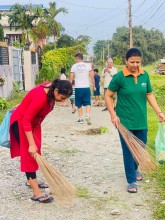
[45,79,72,104]
[61,68,66,74]
[125,48,142,60]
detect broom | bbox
[35,153,76,204]
[118,123,158,173]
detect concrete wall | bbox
[0,65,13,98]
[24,51,39,91]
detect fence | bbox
[0,43,39,98]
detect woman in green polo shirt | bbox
[105,48,165,193]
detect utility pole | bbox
[128,0,133,48]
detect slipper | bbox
[136,170,143,181]
[31,195,54,203]
[25,182,49,188]
[127,183,137,193]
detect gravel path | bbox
[0,105,155,220]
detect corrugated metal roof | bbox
[0,4,44,11]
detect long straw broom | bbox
[118,123,158,174]
[35,153,76,205]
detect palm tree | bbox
[45,2,68,46]
[8,4,35,44]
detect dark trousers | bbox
[119,129,147,184]
[11,121,36,180]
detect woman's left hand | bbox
[157,112,165,122]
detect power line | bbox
[132,0,148,13]
[56,0,119,10]
[142,0,165,26]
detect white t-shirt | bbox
[60,73,66,80]
[102,66,117,88]
[71,62,92,88]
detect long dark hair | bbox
[44,79,72,104]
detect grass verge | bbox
[147,73,165,220]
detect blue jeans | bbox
[119,129,148,184]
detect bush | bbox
[0,98,9,109]
[37,45,85,83]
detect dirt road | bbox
[0,105,155,220]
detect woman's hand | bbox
[28,145,38,158]
[111,115,120,128]
[157,112,165,122]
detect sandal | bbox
[31,195,54,203]
[26,181,49,188]
[136,170,143,181]
[127,183,137,193]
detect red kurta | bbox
[10,83,55,172]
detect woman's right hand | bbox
[28,145,38,158]
[111,115,120,128]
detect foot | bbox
[127,183,137,193]
[77,119,84,124]
[136,170,143,181]
[26,181,49,188]
[85,116,91,125]
[31,194,54,203]
[102,107,107,111]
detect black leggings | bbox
[11,121,37,180]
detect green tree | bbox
[74,35,91,53]
[7,4,35,44]
[0,24,4,41]
[45,2,68,46]
[93,40,109,62]
[94,26,165,65]
[110,26,165,65]
[56,34,75,48]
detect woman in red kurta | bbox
[10,79,72,203]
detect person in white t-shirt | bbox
[102,58,117,111]
[69,53,96,125]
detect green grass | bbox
[147,71,165,220]
[77,187,92,198]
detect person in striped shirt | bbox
[70,80,76,113]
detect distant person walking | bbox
[60,68,67,106]
[69,53,96,125]
[60,68,67,80]
[93,69,100,106]
[70,80,76,113]
[102,58,117,111]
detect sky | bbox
[1,0,165,53]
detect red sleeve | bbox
[22,94,46,132]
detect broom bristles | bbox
[118,123,158,173]
[36,153,76,205]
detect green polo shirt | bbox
[108,70,152,130]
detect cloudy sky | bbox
[1,0,165,53]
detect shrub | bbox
[0,98,9,109]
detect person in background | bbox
[60,68,67,106]
[105,48,165,193]
[69,53,96,125]
[70,80,76,113]
[60,68,67,80]
[102,58,117,111]
[10,79,72,203]
[93,69,100,106]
